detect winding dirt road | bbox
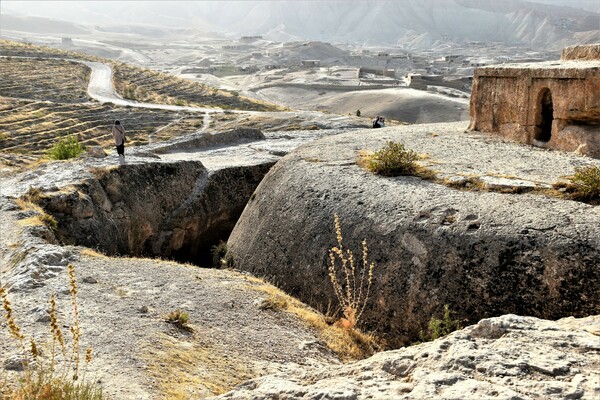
[81,60,223,113]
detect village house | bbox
[469,44,600,157]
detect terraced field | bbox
[112,62,280,111]
[0,39,98,61]
[0,40,285,171]
[0,58,91,103]
[0,98,201,169]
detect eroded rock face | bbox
[226,124,600,346]
[562,44,600,61]
[469,45,600,157]
[214,314,600,400]
[38,160,273,264]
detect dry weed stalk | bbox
[68,264,81,380]
[328,214,375,329]
[0,265,102,398]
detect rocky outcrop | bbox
[37,159,273,264]
[469,46,600,157]
[562,44,600,61]
[227,122,600,346]
[214,314,600,400]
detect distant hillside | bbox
[2,0,598,49]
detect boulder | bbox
[227,122,600,345]
[213,314,600,400]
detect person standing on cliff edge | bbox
[112,120,126,158]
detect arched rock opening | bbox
[534,88,554,143]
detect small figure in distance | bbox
[112,120,126,158]
[372,116,385,128]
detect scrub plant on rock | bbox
[328,213,375,329]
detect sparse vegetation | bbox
[16,197,58,232]
[0,264,104,399]
[21,186,46,204]
[112,62,280,111]
[0,57,91,103]
[328,213,375,329]
[0,98,200,169]
[46,135,86,160]
[210,241,234,268]
[248,280,378,360]
[419,304,461,342]
[165,309,190,329]
[362,141,420,176]
[568,166,600,203]
[259,294,288,311]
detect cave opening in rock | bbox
[534,88,553,142]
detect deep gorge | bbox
[38,160,274,266]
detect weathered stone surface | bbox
[86,146,107,158]
[149,127,266,154]
[214,315,600,400]
[469,46,600,157]
[227,122,600,345]
[562,44,600,61]
[35,160,273,265]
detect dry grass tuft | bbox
[15,198,58,232]
[165,309,191,330]
[79,248,109,258]
[142,332,252,399]
[259,294,288,311]
[358,144,436,180]
[249,282,379,361]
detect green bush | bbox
[366,141,419,176]
[419,304,461,342]
[46,135,85,160]
[570,165,600,202]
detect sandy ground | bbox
[256,86,470,123]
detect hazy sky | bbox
[3,0,599,29]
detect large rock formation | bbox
[227,121,600,345]
[2,128,278,266]
[214,314,600,400]
[38,160,272,264]
[469,45,600,157]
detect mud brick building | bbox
[469,45,600,157]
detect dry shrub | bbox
[570,165,600,203]
[328,214,374,329]
[364,141,419,176]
